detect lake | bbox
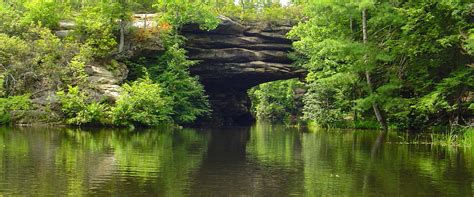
[0,123,472,196]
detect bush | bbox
[303,80,352,128]
[112,78,173,127]
[57,86,108,125]
[0,2,26,35]
[1,27,88,96]
[154,0,219,31]
[148,44,210,124]
[74,3,120,58]
[248,79,304,123]
[218,4,303,24]
[261,5,304,24]
[0,95,31,125]
[21,0,62,30]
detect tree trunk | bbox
[119,19,125,53]
[362,9,387,130]
[350,16,354,38]
[144,14,147,31]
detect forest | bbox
[0,0,472,135]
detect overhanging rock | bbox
[183,16,305,126]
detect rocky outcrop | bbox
[85,62,128,102]
[183,16,304,126]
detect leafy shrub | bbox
[218,4,303,24]
[112,78,173,127]
[303,83,344,128]
[74,3,123,58]
[21,0,62,30]
[154,0,220,31]
[57,86,108,125]
[303,75,354,128]
[0,2,26,35]
[148,44,210,124]
[0,33,28,66]
[261,5,304,24]
[248,79,304,123]
[1,27,88,96]
[0,95,31,125]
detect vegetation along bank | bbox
[0,1,472,138]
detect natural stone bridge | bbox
[56,16,305,126]
[182,17,305,126]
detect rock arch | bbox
[183,17,305,126]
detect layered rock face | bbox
[182,17,305,126]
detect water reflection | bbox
[301,129,473,196]
[0,127,209,196]
[189,125,305,196]
[0,125,472,196]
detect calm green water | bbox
[0,124,472,196]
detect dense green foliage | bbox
[0,27,88,96]
[154,0,220,31]
[74,3,122,58]
[0,95,30,124]
[249,79,304,124]
[215,2,302,23]
[57,86,107,125]
[0,0,225,127]
[56,79,175,127]
[22,0,63,30]
[302,76,353,128]
[285,0,473,131]
[148,45,211,124]
[112,78,173,126]
[120,46,210,126]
